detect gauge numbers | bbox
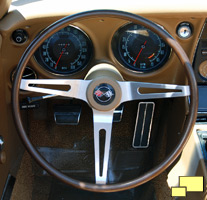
[112,23,171,72]
[34,26,93,75]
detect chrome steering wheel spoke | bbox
[20,79,91,102]
[119,81,190,103]
[92,109,114,184]
[20,78,191,185]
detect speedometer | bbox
[112,23,171,72]
[34,26,93,75]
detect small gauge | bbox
[34,26,93,75]
[177,23,192,39]
[112,23,171,72]
[199,61,207,80]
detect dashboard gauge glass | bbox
[34,26,93,75]
[112,23,171,72]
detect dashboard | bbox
[1,12,204,88]
[0,4,205,88]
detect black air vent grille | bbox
[11,66,37,82]
[22,67,37,79]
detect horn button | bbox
[93,83,115,105]
[87,77,122,111]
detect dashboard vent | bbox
[11,66,37,82]
[21,67,37,79]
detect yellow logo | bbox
[171,176,204,197]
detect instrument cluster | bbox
[34,23,171,75]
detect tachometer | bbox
[112,23,171,72]
[34,26,93,75]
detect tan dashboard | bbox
[0,11,205,87]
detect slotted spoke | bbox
[20,79,91,102]
[119,81,190,103]
[21,78,191,185]
[92,109,114,184]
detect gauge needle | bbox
[54,43,68,68]
[133,41,147,66]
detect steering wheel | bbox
[12,10,198,192]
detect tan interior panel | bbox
[0,0,11,19]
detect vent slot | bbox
[11,66,37,83]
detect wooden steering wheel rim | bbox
[12,10,198,192]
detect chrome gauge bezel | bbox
[33,25,93,76]
[111,23,172,74]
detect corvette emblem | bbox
[94,90,104,97]
[93,84,115,105]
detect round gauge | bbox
[199,61,207,80]
[112,23,171,72]
[34,26,93,75]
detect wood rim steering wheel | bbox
[12,10,198,192]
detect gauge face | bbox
[34,26,93,75]
[112,23,171,72]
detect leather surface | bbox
[0,0,11,19]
